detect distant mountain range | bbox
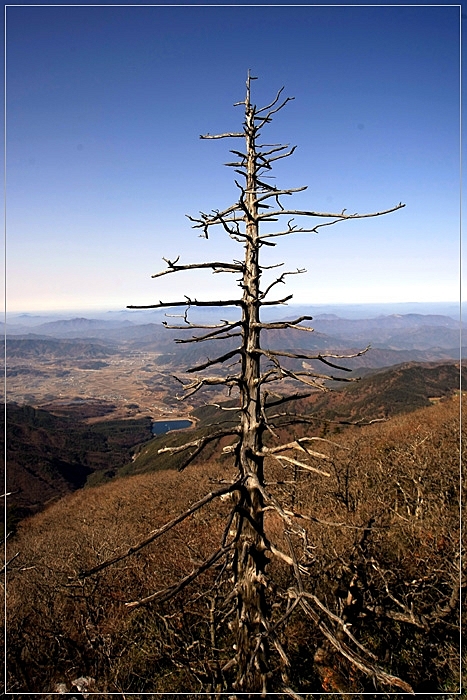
[6,301,462,324]
[153,313,463,371]
[3,336,119,359]
[3,311,463,369]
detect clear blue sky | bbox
[5,3,461,312]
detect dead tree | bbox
[82,73,409,695]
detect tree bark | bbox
[233,76,269,694]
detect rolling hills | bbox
[4,359,462,524]
[103,360,464,479]
[4,307,463,533]
[302,360,465,422]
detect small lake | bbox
[151,419,193,436]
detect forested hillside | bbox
[305,360,465,421]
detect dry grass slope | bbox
[4,395,464,695]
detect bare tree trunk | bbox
[233,78,269,694]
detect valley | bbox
[6,346,189,421]
[3,306,464,526]
[4,306,463,423]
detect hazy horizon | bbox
[5,300,463,323]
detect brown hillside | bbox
[3,404,153,528]
[299,361,464,423]
[5,396,462,695]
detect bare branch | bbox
[259,261,285,271]
[258,225,321,239]
[170,321,242,344]
[258,347,364,373]
[76,481,241,579]
[264,436,344,455]
[269,505,379,531]
[162,319,238,330]
[297,595,414,693]
[302,589,379,659]
[253,315,314,331]
[179,374,241,399]
[257,145,297,167]
[269,412,387,428]
[255,186,307,205]
[186,202,245,238]
[257,143,290,158]
[229,148,248,159]
[255,86,286,115]
[185,331,242,343]
[208,403,241,412]
[186,211,239,229]
[267,544,295,567]
[310,345,371,365]
[365,603,430,631]
[1,551,20,573]
[259,345,370,372]
[186,348,241,373]
[254,96,295,127]
[200,132,244,139]
[259,202,406,230]
[157,428,240,461]
[258,364,358,389]
[260,393,280,440]
[127,296,243,310]
[125,543,234,608]
[256,178,281,193]
[248,473,304,536]
[260,269,306,299]
[265,453,332,475]
[152,259,243,278]
[263,390,315,407]
[261,293,294,306]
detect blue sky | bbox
[5,3,461,312]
